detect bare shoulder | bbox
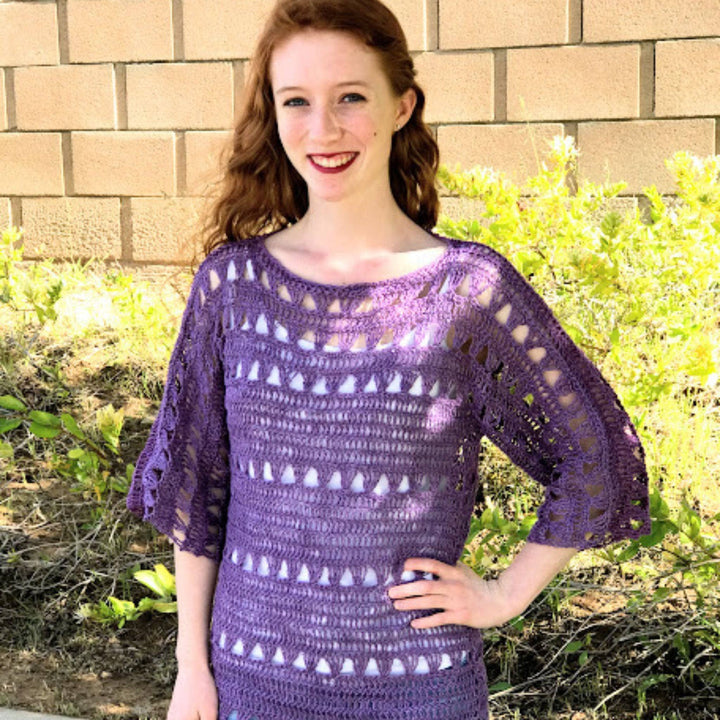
[263,224,303,253]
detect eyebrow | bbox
[274,81,371,95]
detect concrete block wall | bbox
[0,0,718,267]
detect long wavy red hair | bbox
[196,0,440,263]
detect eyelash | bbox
[282,93,366,107]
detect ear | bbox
[395,87,417,130]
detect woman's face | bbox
[269,29,415,205]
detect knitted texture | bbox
[127,233,650,720]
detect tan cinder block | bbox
[507,45,640,121]
[439,0,568,50]
[15,65,115,131]
[414,52,493,123]
[184,0,427,59]
[0,198,11,230]
[656,40,720,117]
[127,63,234,130]
[0,2,59,66]
[72,132,175,196]
[384,0,429,52]
[130,197,207,263]
[584,0,720,42]
[184,0,275,60]
[0,133,64,196]
[0,71,7,131]
[67,0,173,63]
[186,131,233,196]
[20,197,122,260]
[578,119,716,194]
[438,123,565,183]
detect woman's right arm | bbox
[167,545,220,720]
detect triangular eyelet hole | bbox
[495,303,512,326]
[324,334,341,350]
[226,260,237,281]
[244,258,256,281]
[442,324,455,350]
[527,347,547,363]
[476,345,489,365]
[356,297,374,313]
[300,329,316,345]
[512,324,529,344]
[301,293,317,311]
[559,392,576,409]
[399,327,418,348]
[454,273,472,297]
[350,333,368,352]
[476,286,493,308]
[277,284,292,302]
[376,329,394,350]
[209,268,221,291]
[417,281,433,299]
[438,273,452,294]
[328,298,342,314]
[260,269,271,290]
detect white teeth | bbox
[311,153,355,168]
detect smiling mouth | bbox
[308,152,359,172]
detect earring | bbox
[395,123,401,132]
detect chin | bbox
[307,184,359,205]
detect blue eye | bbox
[283,97,307,107]
[342,93,366,103]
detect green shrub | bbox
[438,136,719,516]
[0,138,718,716]
[442,137,719,714]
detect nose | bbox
[308,105,341,143]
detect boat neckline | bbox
[251,230,457,292]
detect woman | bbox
[127,1,651,718]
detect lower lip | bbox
[308,154,358,174]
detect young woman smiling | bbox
[127,1,651,719]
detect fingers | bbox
[392,592,447,611]
[409,610,458,629]
[387,557,482,629]
[401,557,458,577]
[387,557,459,600]
[387,578,440,599]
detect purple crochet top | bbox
[127,233,650,720]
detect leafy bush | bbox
[0,138,718,717]
[442,137,719,715]
[78,563,177,628]
[444,136,720,563]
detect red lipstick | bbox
[308,153,359,174]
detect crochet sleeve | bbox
[468,246,651,550]
[126,260,230,561]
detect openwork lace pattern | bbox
[127,234,650,720]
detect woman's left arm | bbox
[388,542,577,629]
[391,242,652,629]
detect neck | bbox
[294,184,417,257]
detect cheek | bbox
[346,112,382,143]
[276,117,304,156]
